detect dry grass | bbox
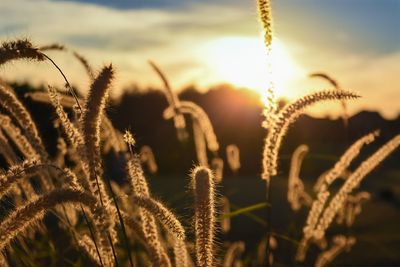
[0,0,398,266]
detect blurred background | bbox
[1,0,400,266]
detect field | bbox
[147,171,400,266]
[0,0,399,267]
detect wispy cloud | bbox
[52,0,249,10]
[0,0,254,89]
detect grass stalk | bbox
[80,206,104,267]
[104,177,134,267]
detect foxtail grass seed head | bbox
[140,146,158,174]
[314,135,400,239]
[0,15,395,266]
[132,195,185,241]
[314,169,351,193]
[336,192,370,226]
[0,252,8,267]
[223,241,245,267]
[0,82,48,161]
[288,144,312,210]
[192,166,216,267]
[257,236,277,266]
[303,184,330,240]
[28,90,79,108]
[288,144,309,181]
[0,114,37,158]
[257,0,273,47]
[124,130,136,151]
[295,237,310,263]
[79,65,119,253]
[173,237,190,267]
[39,43,66,51]
[126,154,168,264]
[164,101,219,153]
[47,86,92,189]
[257,0,277,129]
[0,128,19,164]
[73,51,95,80]
[81,65,114,202]
[315,235,356,267]
[127,154,172,266]
[46,87,125,155]
[310,72,349,128]
[268,236,278,266]
[149,61,188,141]
[0,188,108,252]
[0,39,45,65]
[262,90,360,181]
[55,137,67,166]
[0,159,40,199]
[101,118,127,153]
[319,130,379,188]
[82,64,114,151]
[122,213,171,267]
[226,144,240,172]
[309,73,339,89]
[127,154,150,197]
[295,235,327,263]
[78,234,102,266]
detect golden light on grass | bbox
[203,36,303,102]
[0,0,397,263]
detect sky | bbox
[0,0,399,118]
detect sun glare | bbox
[203,36,303,102]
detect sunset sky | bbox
[0,0,399,118]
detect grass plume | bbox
[288,144,312,211]
[0,39,45,65]
[81,65,114,203]
[257,0,277,129]
[315,235,356,267]
[0,82,48,161]
[262,90,360,181]
[127,154,172,266]
[310,72,349,128]
[164,101,219,153]
[192,166,216,267]
[140,145,158,174]
[314,134,400,239]
[0,188,108,252]
[149,61,187,141]
[226,144,240,173]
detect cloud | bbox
[0,0,398,119]
[275,0,400,55]
[0,0,256,91]
[51,0,249,10]
[287,49,400,119]
[0,0,255,51]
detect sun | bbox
[203,36,303,101]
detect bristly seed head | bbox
[0,39,45,65]
[192,166,216,267]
